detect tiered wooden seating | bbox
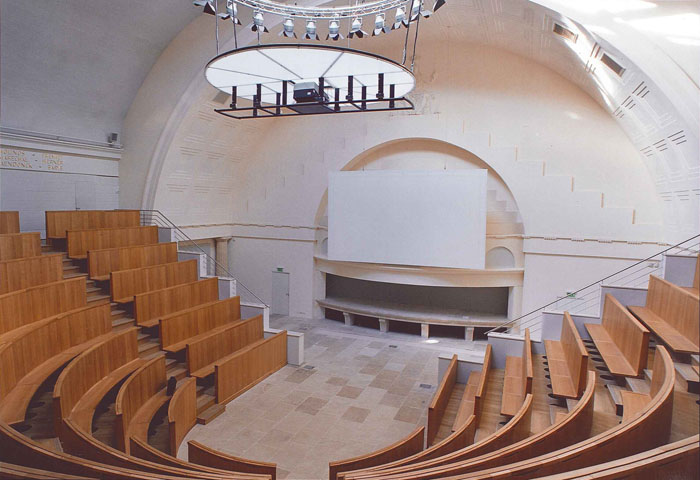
[0,277,87,336]
[0,232,41,261]
[189,441,277,480]
[452,345,491,432]
[133,277,219,327]
[544,312,588,398]
[168,377,197,455]
[110,260,198,304]
[629,275,699,355]
[620,345,676,422]
[585,294,650,376]
[0,462,94,479]
[88,242,178,281]
[187,315,264,378]
[0,254,64,294]
[329,427,425,480]
[0,303,112,425]
[159,296,241,352]
[215,331,287,404]
[0,211,20,234]
[427,354,457,445]
[66,225,158,259]
[45,210,141,240]
[115,355,168,454]
[501,328,533,416]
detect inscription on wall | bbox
[1,148,64,171]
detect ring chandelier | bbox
[193,0,446,119]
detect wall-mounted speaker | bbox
[107,132,119,144]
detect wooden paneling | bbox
[159,296,241,351]
[115,356,166,453]
[545,312,588,398]
[45,210,141,239]
[329,427,425,480]
[215,331,287,405]
[88,242,177,281]
[189,440,277,480]
[0,254,63,294]
[167,377,197,456]
[110,260,198,304]
[66,226,158,259]
[0,212,20,234]
[693,255,699,291]
[0,277,87,336]
[427,354,458,446]
[133,277,219,327]
[187,315,264,376]
[0,233,41,261]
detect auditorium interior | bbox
[1,0,699,478]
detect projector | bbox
[289,82,333,114]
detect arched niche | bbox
[486,247,516,269]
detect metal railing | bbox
[139,210,267,307]
[487,234,700,337]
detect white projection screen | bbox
[328,170,487,269]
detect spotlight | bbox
[327,18,344,40]
[348,17,367,38]
[372,13,389,36]
[249,11,269,33]
[193,0,216,15]
[392,7,406,29]
[410,0,432,21]
[279,17,296,38]
[218,0,241,24]
[304,19,319,40]
[433,0,446,12]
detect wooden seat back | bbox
[159,296,241,350]
[0,212,20,234]
[110,260,198,303]
[0,277,87,336]
[186,315,264,375]
[474,344,491,420]
[0,303,111,400]
[330,427,425,480]
[522,329,533,394]
[88,242,177,280]
[215,331,287,404]
[46,210,141,239]
[427,354,458,446]
[693,254,699,292]
[0,232,41,261]
[53,328,139,423]
[645,275,699,348]
[133,277,219,327]
[0,254,63,294]
[561,312,588,397]
[115,355,167,453]
[168,377,197,455]
[601,294,650,374]
[66,226,158,259]
[189,440,277,480]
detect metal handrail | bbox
[487,233,700,335]
[139,209,268,307]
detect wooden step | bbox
[606,384,624,416]
[625,377,650,395]
[86,286,103,295]
[138,340,160,356]
[111,309,128,320]
[565,398,578,411]
[644,369,653,382]
[196,394,216,415]
[167,366,188,381]
[691,355,699,370]
[87,294,110,304]
[112,316,135,330]
[197,404,225,425]
[63,272,88,279]
[137,332,150,342]
[675,363,700,394]
[549,404,568,425]
[63,265,80,273]
[35,436,63,452]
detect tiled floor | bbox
[179,316,486,479]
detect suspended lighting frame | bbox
[230,0,408,20]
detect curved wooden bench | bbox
[168,377,197,455]
[0,254,63,294]
[373,348,674,480]
[427,354,457,445]
[88,242,178,281]
[501,329,533,416]
[0,462,95,479]
[46,210,141,240]
[453,345,491,432]
[66,226,158,259]
[344,374,595,480]
[544,312,588,399]
[533,434,699,479]
[159,296,241,352]
[0,232,41,261]
[189,440,277,480]
[330,427,425,480]
[187,315,264,378]
[115,355,168,453]
[0,303,112,425]
[0,277,87,337]
[110,260,199,305]
[133,277,219,327]
[0,211,20,234]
